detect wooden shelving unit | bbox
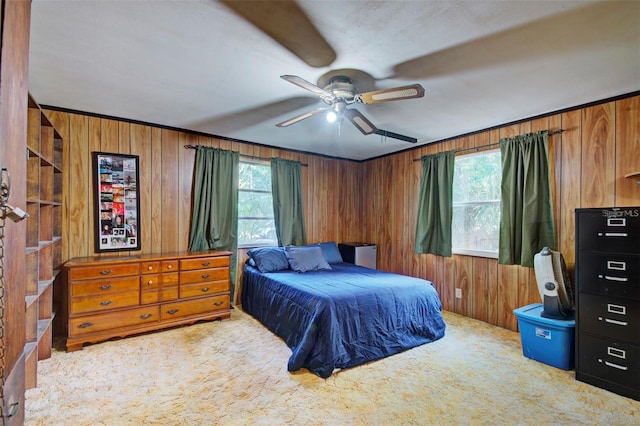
[24,94,63,389]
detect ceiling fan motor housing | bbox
[323,76,357,103]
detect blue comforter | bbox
[241,262,446,378]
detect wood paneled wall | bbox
[43,111,364,305]
[46,93,639,330]
[362,95,640,330]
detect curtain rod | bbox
[183,145,308,167]
[412,129,564,162]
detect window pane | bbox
[238,218,277,246]
[239,162,271,191]
[452,150,501,257]
[453,150,501,202]
[452,203,500,253]
[238,191,274,218]
[238,161,276,246]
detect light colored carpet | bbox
[25,309,639,425]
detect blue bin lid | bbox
[513,303,575,327]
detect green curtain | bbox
[499,131,555,267]
[270,158,307,246]
[189,146,239,299]
[414,150,456,257]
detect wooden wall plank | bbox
[581,102,616,207]
[150,127,163,253]
[160,129,179,252]
[68,114,91,258]
[130,123,152,254]
[616,97,640,206]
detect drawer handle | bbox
[202,262,210,266]
[604,275,628,282]
[604,318,628,326]
[100,300,112,306]
[167,264,173,269]
[201,274,210,279]
[147,280,154,285]
[101,270,112,275]
[602,232,628,237]
[202,287,210,292]
[214,301,224,306]
[167,309,179,315]
[147,265,153,271]
[604,361,628,371]
[100,284,112,290]
[140,313,153,320]
[7,402,20,418]
[79,322,94,329]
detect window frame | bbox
[451,149,501,259]
[237,159,277,249]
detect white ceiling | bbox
[28,0,640,161]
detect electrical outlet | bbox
[455,288,462,299]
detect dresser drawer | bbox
[577,208,640,253]
[180,280,228,299]
[180,268,229,284]
[69,306,159,336]
[161,295,229,320]
[69,263,140,280]
[70,276,139,297]
[578,293,640,343]
[578,333,640,389]
[71,291,140,314]
[161,272,179,286]
[180,256,229,271]
[577,252,640,299]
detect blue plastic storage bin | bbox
[513,303,575,370]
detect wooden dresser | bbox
[58,250,232,351]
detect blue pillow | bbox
[315,241,343,264]
[247,247,289,273]
[285,246,332,273]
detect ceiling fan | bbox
[276,75,425,143]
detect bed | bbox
[240,243,446,378]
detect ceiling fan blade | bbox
[374,129,418,144]
[220,1,336,68]
[275,107,327,127]
[281,75,336,102]
[344,109,377,135]
[356,84,425,104]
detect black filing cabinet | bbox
[575,207,640,400]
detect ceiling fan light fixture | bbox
[326,110,337,123]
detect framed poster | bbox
[93,152,141,252]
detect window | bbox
[238,160,277,247]
[452,149,501,258]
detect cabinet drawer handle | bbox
[201,287,210,292]
[201,274,209,279]
[604,275,628,282]
[7,402,20,418]
[147,265,153,271]
[101,270,112,275]
[147,280,154,285]
[140,313,153,320]
[202,261,210,266]
[604,318,628,326]
[100,300,112,306]
[214,301,224,306]
[100,284,112,290]
[604,361,628,371]
[167,309,179,315]
[167,264,173,269]
[79,322,94,329]
[603,232,628,237]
